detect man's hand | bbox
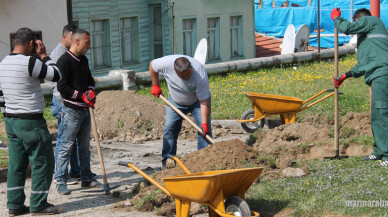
[82,90,96,107]
[151,84,163,98]
[331,8,341,21]
[201,123,209,137]
[35,40,47,60]
[333,74,347,88]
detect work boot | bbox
[81,179,101,188]
[166,158,176,169]
[364,154,381,161]
[31,203,63,216]
[376,160,388,168]
[9,205,29,216]
[57,184,71,195]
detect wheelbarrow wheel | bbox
[240,109,264,133]
[224,196,251,217]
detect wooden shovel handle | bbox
[334,28,340,157]
[89,107,109,191]
[159,95,215,144]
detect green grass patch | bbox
[348,135,375,147]
[0,149,9,168]
[136,189,163,209]
[246,157,388,216]
[340,127,357,139]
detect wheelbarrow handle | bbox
[327,88,334,92]
[118,161,129,166]
[166,154,192,174]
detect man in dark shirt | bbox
[55,28,98,195]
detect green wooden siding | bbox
[72,0,170,76]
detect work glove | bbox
[201,123,209,137]
[333,74,347,88]
[151,84,163,98]
[82,90,96,108]
[331,8,341,21]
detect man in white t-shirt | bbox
[149,55,212,168]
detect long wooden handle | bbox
[334,28,340,158]
[89,107,109,188]
[159,95,215,144]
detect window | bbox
[120,17,139,65]
[73,21,79,28]
[10,31,42,52]
[182,18,196,56]
[91,19,111,69]
[150,4,163,59]
[207,17,220,60]
[230,16,243,57]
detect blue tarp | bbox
[255,0,388,48]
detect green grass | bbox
[137,54,369,119]
[0,149,8,168]
[247,157,388,216]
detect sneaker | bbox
[31,203,63,216]
[67,177,79,185]
[81,179,101,188]
[9,205,29,216]
[376,160,388,168]
[56,184,71,195]
[166,158,176,169]
[364,154,381,161]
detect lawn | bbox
[247,157,388,216]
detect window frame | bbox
[206,16,220,61]
[182,17,197,57]
[91,19,112,70]
[119,16,140,66]
[230,15,244,58]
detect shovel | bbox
[159,95,215,144]
[324,27,348,160]
[83,107,120,194]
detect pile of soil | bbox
[94,91,229,143]
[120,112,374,216]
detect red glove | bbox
[331,8,341,21]
[151,84,163,98]
[333,74,347,88]
[201,123,209,137]
[82,90,96,107]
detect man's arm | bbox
[200,98,210,124]
[335,17,370,35]
[149,62,163,98]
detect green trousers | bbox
[371,75,388,161]
[5,117,54,212]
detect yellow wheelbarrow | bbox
[237,89,338,133]
[119,155,263,217]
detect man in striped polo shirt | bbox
[0,28,63,215]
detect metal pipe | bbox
[370,0,380,18]
[317,0,320,61]
[66,0,73,24]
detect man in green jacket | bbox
[331,8,388,168]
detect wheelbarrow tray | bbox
[163,167,263,203]
[244,91,304,114]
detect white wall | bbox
[0,0,67,59]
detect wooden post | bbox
[259,0,262,9]
[308,0,311,6]
[272,0,276,8]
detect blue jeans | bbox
[51,96,80,178]
[55,106,94,184]
[162,96,212,166]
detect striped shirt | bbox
[0,54,61,118]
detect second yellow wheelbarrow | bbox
[237,89,338,133]
[119,155,263,217]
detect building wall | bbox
[72,0,170,77]
[168,0,255,62]
[0,0,67,59]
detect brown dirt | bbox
[92,90,229,143]
[121,112,374,216]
